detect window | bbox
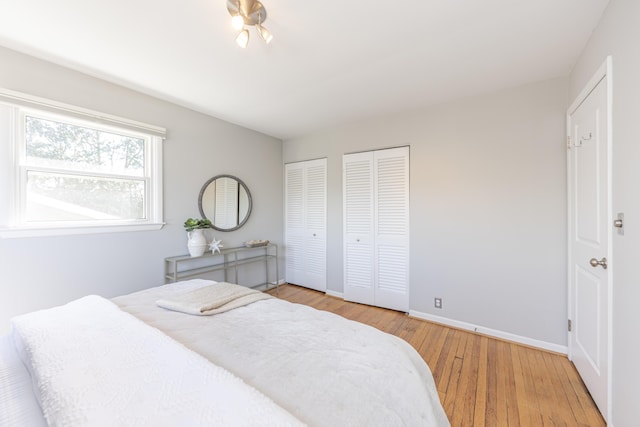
[0,89,165,237]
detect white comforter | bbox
[10,295,303,427]
[114,280,450,427]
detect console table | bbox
[164,243,279,290]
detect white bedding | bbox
[10,294,303,427]
[0,335,46,427]
[114,279,450,426]
[1,279,449,426]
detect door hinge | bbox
[567,136,571,150]
[568,319,572,332]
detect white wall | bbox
[0,46,284,334]
[569,0,640,424]
[284,77,569,347]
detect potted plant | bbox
[183,218,212,231]
[184,218,212,257]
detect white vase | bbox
[187,229,207,257]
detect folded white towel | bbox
[156,282,273,315]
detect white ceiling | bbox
[0,0,609,140]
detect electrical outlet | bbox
[434,298,442,309]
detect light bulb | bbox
[256,24,273,44]
[231,14,245,30]
[235,29,249,48]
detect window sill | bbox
[0,222,165,239]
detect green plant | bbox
[183,218,212,232]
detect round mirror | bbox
[198,175,252,231]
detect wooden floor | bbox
[267,284,605,427]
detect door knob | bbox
[589,257,608,269]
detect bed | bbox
[0,279,449,426]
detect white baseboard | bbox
[290,286,567,354]
[325,289,344,299]
[409,310,568,354]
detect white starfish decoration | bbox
[209,238,223,254]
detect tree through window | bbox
[24,115,148,222]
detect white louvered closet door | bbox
[343,147,409,312]
[285,163,305,287]
[303,159,327,291]
[285,159,327,292]
[374,147,409,311]
[343,152,375,305]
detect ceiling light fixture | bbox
[231,14,245,31]
[227,0,272,48]
[256,12,273,44]
[235,29,249,48]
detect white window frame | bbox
[0,88,165,238]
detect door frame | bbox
[566,55,613,422]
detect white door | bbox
[343,152,375,305]
[343,147,409,312]
[567,60,611,421]
[285,163,305,287]
[303,159,327,291]
[285,159,327,292]
[374,148,410,311]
